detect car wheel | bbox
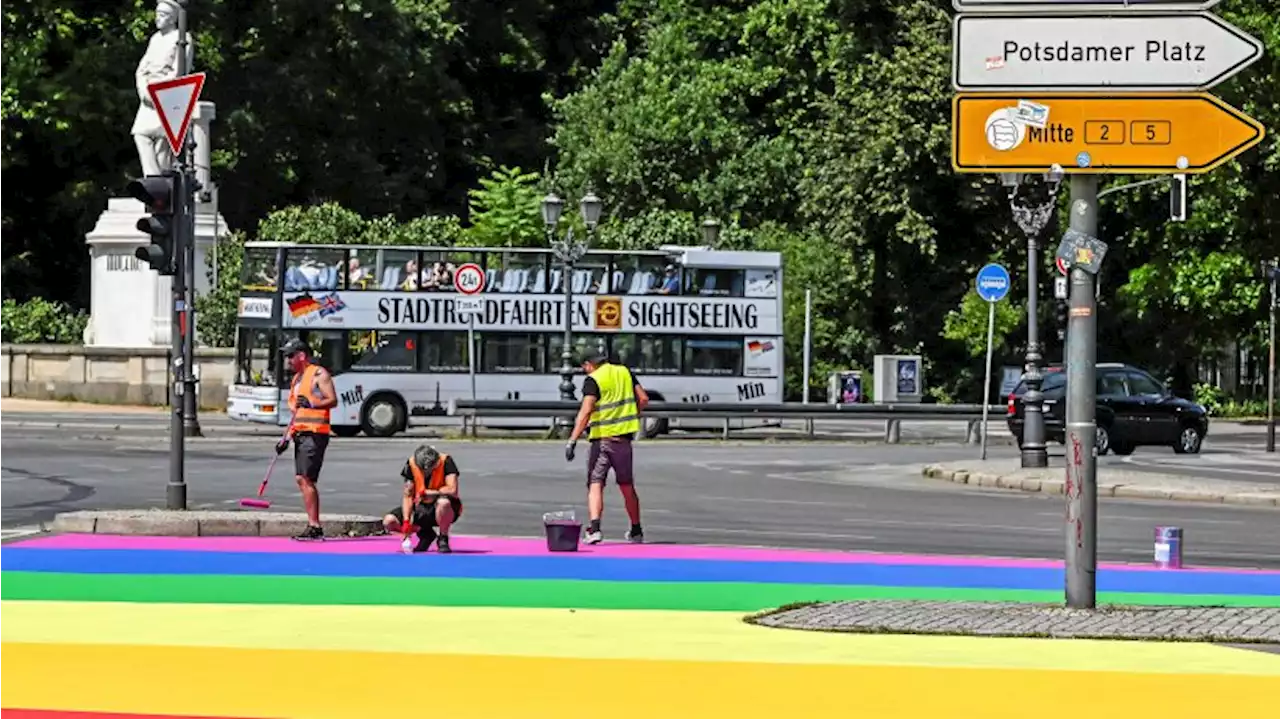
[1095,424,1111,456]
[361,394,406,438]
[1172,425,1204,454]
[1110,442,1135,456]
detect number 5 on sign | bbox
[975,263,1011,461]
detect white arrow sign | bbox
[953,12,1262,91]
[953,1,1221,11]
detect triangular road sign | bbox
[147,72,206,157]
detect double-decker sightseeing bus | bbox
[227,241,784,437]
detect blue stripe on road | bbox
[1,548,1275,596]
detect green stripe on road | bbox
[4,572,1277,611]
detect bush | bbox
[1,297,89,344]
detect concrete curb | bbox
[50,510,386,537]
[921,465,1280,508]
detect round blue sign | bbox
[975,263,1011,303]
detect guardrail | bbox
[448,399,1007,443]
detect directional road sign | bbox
[454,263,486,295]
[953,13,1262,91]
[975,263,1012,302]
[147,72,206,156]
[952,1,1221,11]
[951,92,1264,174]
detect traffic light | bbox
[128,173,179,275]
[1055,299,1068,341]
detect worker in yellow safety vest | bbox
[566,351,649,545]
[276,338,337,541]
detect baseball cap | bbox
[281,338,311,358]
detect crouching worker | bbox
[383,444,462,553]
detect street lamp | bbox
[701,218,721,247]
[544,190,599,430]
[1007,164,1064,469]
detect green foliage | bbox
[1192,383,1269,418]
[1,298,89,344]
[462,166,544,247]
[943,293,1024,359]
[195,232,248,348]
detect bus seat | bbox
[531,269,547,293]
[549,269,562,294]
[628,272,652,294]
[699,274,717,295]
[321,266,338,289]
[572,269,592,294]
[285,267,305,291]
[611,270,625,293]
[486,269,500,291]
[380,267,401,290]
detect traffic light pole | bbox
[167,170,189,510]
[176,1,202,440]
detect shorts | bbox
[293,432,329,482]
[388,496,463,526]
[587,437,634,486]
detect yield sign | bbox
[147,72,206,156]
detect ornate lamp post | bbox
[701,218,721,247]
[1002,165,1064,469]
[543,190,603,428]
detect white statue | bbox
[131,1,192,176]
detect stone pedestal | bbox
[83,199,228,348]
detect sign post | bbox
[453,263,486,418]
[975,264,1012,460]
[951,0,1264,610]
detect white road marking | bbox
[843,517,1056,534]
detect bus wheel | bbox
[640,416,668,439]
[361,393,406,437]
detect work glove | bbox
[295,396,312,409]
[564,440,577,462]
[274,437,290,455]
[400,520,414,535]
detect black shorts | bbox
[587,437,634,486]
[293,432,329,482]
[388,496,463,527]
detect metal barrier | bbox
[448,399,1006,443]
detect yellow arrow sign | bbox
[952,93,1264,174]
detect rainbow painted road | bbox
[3,533,1279,718]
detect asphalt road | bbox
[3,413,1278,568]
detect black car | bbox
[1006,363,1209,455]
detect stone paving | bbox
[750,600,1280,643]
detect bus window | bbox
[612,255,674,295]
[372,249,422,291]
[346,248,380,290]
[684,268,743,297]
[241,246,280,292]
[348,330,418,372]
[420,332,470,372]
[283,247,345,292]
[612,335,682,375]
[481,333,544,373]
[235,328,280,387]
[547,333,605,370]
[489,251,547,294]
[280,330,345,381]
[685,338,741,376]
[577,252,612,295]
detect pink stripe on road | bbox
[10,533,1278,574]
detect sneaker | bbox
[293,524,324,541]
[435,534,452,554]
[412,527,437,553]
[626,528,644,544]
[584,529,604,545]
